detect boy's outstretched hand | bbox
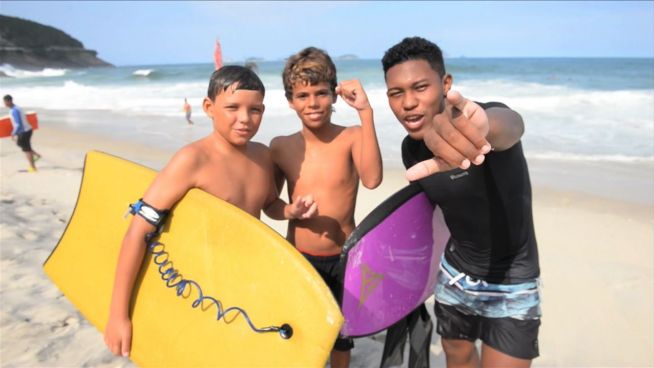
[406,91,492,181]
[287,194,318,219]
[336,80,371,112]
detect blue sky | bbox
[2,1,653,66]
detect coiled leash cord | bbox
[128,199,293,340]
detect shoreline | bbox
[1,120,653,366]
[34,116,654,203]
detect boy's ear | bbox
[203,97,214,117]
[442,74,453,95]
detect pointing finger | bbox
[446,91,490,152]
[447,90,468,117]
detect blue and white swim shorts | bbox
[433,255,542,359]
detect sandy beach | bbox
[1,120,653,367]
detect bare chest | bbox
[197,159,270,215]
[287,147,356,191]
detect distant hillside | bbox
[336,54,359,61]
[0,15,112,69]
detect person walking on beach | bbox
[382,37,541,367]
[264,47,383,368]
[3,94,41,172]
[183,98,193,125]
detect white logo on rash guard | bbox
[449,171,469,180]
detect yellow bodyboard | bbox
[44,151,344,367]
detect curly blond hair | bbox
[282,47,337,100]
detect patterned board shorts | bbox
[435,255,542,320]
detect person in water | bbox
[183,98,193,125]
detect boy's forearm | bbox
[357,108,383,188]
[486,107,525,151]
[109,228,148,319]
[264,198,292,220]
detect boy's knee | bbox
[442,338,477,365]
[330,349,350,368]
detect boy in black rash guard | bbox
[382,37,541,367]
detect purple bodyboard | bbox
[340,183,449,337]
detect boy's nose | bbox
[237,109,251,124]
[402,92,418,110]
[308,95,319,107]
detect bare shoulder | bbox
[167,141,205,171]
[270,132,302,156]
[270,132,300,147]
[335,124,361,147]
[247,141,273,164]
[142,142,203,207]
[343,124,362,137]
[248,141,271,155]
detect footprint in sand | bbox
[18,231,39,241]
[50,316,80,336]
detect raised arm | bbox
[104,147,198,357]
[338,80,383,189]
[406,92,524,181]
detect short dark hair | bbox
[282,47,337,100]
[3,95,12,102]
[382,37,446,78]
[207,65,265,100]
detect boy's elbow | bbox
[513,111,525,138]
[362,173,383,189]
[263,207,278,220]
[507,113,525,148]
[262,203,275,219]
[491,110,524,151]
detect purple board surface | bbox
[340,183,449,337]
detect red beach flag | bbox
[214,39,223,70]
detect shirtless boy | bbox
[264,47,383,368]
[104,65,276,357]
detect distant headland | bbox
[336,54,359,61]
[0,15,113,70]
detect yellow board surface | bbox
[44,151,343,367]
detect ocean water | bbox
[1,58,653,168]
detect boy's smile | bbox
[288,82,335,129]
[385,59,451,140]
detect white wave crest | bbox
[133,69,155,77]
[5,78,653,160]
[0,64,68,78]
[527,152,654,163]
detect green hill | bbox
[0,15,112,69]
